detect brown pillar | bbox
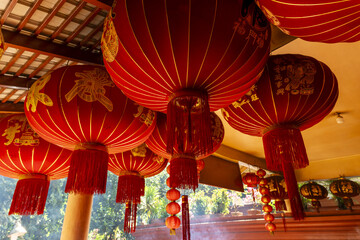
[61,193,93,240]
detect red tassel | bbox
[263,126,309,170]
[275,199,287,211]
[182,195,190,240]
[282,161,305,220]
[116,174,144,204]
[65,148,108,194]
[170,157,198,191]
[9,175,50,215]
[124,201,131,233]
[131,203,137,233]
[281,212,287,232]
[167,89,212,156]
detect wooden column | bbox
[61,194,93,240]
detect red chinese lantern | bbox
[102,0,271,173]
[300,181,328,212]
[223,54,338,220]
[165,216,181,231]
[255,0,360,43]
[266,176,288,211]
[0,114,72,215]
[24,65,156,195]
[108,144,167,233]
[330,178,360,211]
[243,173,259,188]
[146,112,224,190]
[0,27,4,58]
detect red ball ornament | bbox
[223,54,338,220]
[165,216,181,230]
[261,195,271,204]
[257,168,266,178]
[24,65,156,195]
[166,202,181,215]
[263,204,273,213]
[256,0,360,43]
[196,159,205,172]
[166,165,171,175]
[259,186,269,195]
[0,114,72,215]
[259,178,268,186]
[166,188,181,201]
[264,213,274,222]
[265,222,276,232]
[103,0,271,167]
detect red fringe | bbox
[9,178,50,215]
[124,201,138,233]
[182,195,190,240]
[170,157,198,191]
[282,161,304,220]
[167,90,212,156]
[281,212,287,232]
[116,174,144,204]
[275,200,287,211]
[263,127,309,170]
[65,149,108,194]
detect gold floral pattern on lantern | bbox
[131,144,147,157]
[152,155,164,164]
[65,68,115,111]
[26,73,54,112]
[2,115,40,146]
[101,10,119,63]
[133,103,155,126]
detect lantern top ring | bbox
[168,89,208,102]
[75,142,108,152]
[262,124,299,135]
[118,171,142,177]
[19,173,49,181]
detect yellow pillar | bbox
[61,193,93,240]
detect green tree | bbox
[210,189,230,215]
[190,190,210,216]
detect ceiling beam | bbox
[2,29,103,66]
[0,102,25,114]
[0,75,34,90]
[83,0,112,11]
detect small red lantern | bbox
[255,0,360,43]
[263,204,273,213]
[0,114,72,215]
[223,54,338,220]
[166,188,181,202]
[265,222,276,233]
[243,172,259,188]
[108,144,167,233]
[300,181,328,212]
[165,216,181,232]
[264,213,274,222]
[266,176,288,212]
[24,65,156,194]
[330,178,360,211]
[166,202,181,215]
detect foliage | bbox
[210,189,230,215]
[189,190,211,216]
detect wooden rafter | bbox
[15,53,40,76]
[13,91,28,104]
[28,56,53,79]
[80,20,104,46]
[2,89,18,103]
[1,49,25,74]
[0,102,25,114]
[0,0,18,25]
[34,0,67,36]
[49,59,66,71]
[0,75,34,90]
[3,29,103,65]
[82,0,112,11]
[51,1,88,40]
[17,0,44,31]
[66,7,101,43]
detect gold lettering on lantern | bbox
[133,103,155,126]
[131,144,147,157]
[340,181,354,194]
[273,57,316,96]
[153,155,164,164]
[2,115,40,146]
[26,73,54,112]
[232,85,259,108]
[101,10,119,63]
[65,68,115,112]
[268,179,277,192]
[279,179,287,192]
[212,115,224,143]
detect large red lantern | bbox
[24,65,156,194]
[0,114,72,215]
[102,0,270,164]
[146,112,224,190]
[223,54,338,220]
[255,0,360,43]
[108,144,167,233]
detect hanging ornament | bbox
[255,0,360,43]
[146,112,223,191]
[102,0,270,174]
[165,167,181,236]
[300,181,328,212]
[223,54,338,220]
[196,159,205,180]
[0,114,72,215]
[266,176,288,212]
[108,144,167,233]
[243,172,259,202]
[330,178,360,211]
[257,169,276,234]
[24,65,156,195]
